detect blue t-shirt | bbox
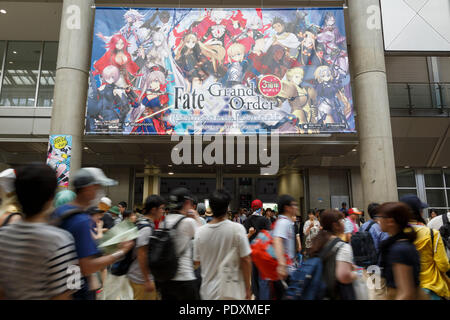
[52,204,101,259]
[360,220,389,254]
[383,240,421,289]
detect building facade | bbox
[0,0,449,219]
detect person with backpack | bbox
[126,195,165,300]
[152,187,199,300]
[51,167,134,300]
[243,199,271,299]
[193,189,252,300]
[0,164,79,300]
[306,210,357,300]
[354,203,389,300]
[428,210,450,261]
[400,195,450,300]
[377,202,426,300]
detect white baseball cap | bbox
[100,197,112,207]
[72,168,118,189]
[0,168,16,193]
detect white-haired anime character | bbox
[119,9,149,56]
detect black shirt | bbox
[383,240,421,289]
[243,214,272,243]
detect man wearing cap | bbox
[52,167,134,300]
[401,194,450,300]
[108,205,123,226]
[158,187,200,300]
[344,207,362,242]
[99,197,115,230]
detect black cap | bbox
[168,187,194,210]
[400,194,429,215]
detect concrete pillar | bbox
[49,0,95,177]
[278,169,303,216]
[143,166,160,203]
[349,0,398,209]
[216,165,224,190]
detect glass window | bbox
[37,42,58,107]
[425,189,447,208]
[0,41,5,81]
[445,169,450,188]
[398,189,417,200]
[424,169,444,187]
[396,169,416,188]
[0,41,42,106]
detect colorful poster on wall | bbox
[86,8,354,135]
[47,135,72,188]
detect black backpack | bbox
[147,216,187,282]
[110,222,152,276]
[439,213,450,253]
[320,237,356,300]
[350,220,378,268]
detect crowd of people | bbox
[0,164,449,300]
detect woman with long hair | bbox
[309,210,357,300]
[94,34,140,87]
[377,202,428,300]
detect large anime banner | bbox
[86,8,355,135]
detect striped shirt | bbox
[0,222,79,300]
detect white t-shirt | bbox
[273,215,296,264]
[163,214,198,281]
[193,220,251,300]
[335,242,354,264]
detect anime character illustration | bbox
[258,44,301,80]
[174,32,214,91]
[317,12,349,78]
[47,136,72,188]
[313,65,351,127]
[87,8,355,135]
[119,9,150,57]
[131,68,171,135]
[224,43,249,87]
[93,34,140,87]
[279,67,317,127]
[263,17,301,58]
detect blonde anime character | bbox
[282,67,317,125]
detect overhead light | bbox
[12,51,17,54]
[443,166,448,169]
[83,147,89,150]
[404,166,410,169]
[8,61,13,64]
[173,147,178,151]
[168,164,173,167]
[237,165,242,168]
[168,172,174,175]
[352,148,357,152]
[263,148,267,151]
[0,9,7,14]
[198,165,203,168]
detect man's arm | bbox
[240,255,252,300]
[79,241,134,276]
[137,245,155,292]
[273,236,287,279]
